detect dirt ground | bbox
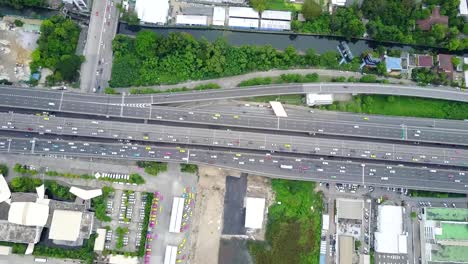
[188,166,242,264]
[0,17,40,83]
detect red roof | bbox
[417,55,433,67]
[437,54,453,73]
[417,7,448,31]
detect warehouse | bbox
[169,197,185,233]
[176,15,208,26]
[374,205,407,254]
[261,10,292,21]
[135,0,169,24]
[212,7,226,26]
[228,7,259,19]
[260,20,291,31]
[228,17,259,29]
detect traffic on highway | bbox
[0,136,467,193]
[0,86,467,146]
[1,112,467,167]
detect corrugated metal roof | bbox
[228,17,259,28]
[228,7,259,19]
[135,0,169,24]
[175,15,208,26]
[261,10,292,21]
[260,19,291,30]
[213,7,226,26]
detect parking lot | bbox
[104,189,147,252]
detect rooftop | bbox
[339,235,353,264]
[48,210,83,241]
[438,54,454,73]
[8,202,49,227]
[336,199,363,220]
[0,221,42,243]
[245,197,265,229]
[385,56,403,72]
[417,55,433,67]
[426,208,468,222]
[135,0,169,24]
[435,222,468,241]
[375,205,407,254]
[417,7,448,31]
[0,175,10,203]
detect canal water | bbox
[0,6,58,19]
[118,23,467,56]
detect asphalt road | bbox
[1,112,467,167]
[0,86,467,146]
[0,136,466,193]
[79,0,119,93]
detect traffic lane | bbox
[0,86,63,100]
[122,106,150,119]
[60,100,122,116]
[2,113,468,167]
[2,137,465,192]
[0,93,61,112]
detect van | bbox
[35,258,47,263]
[48,102,55,106]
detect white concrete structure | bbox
[176,15,208,26]
[213,7,226,26]
[260,20,291,30]
[261,10,292,20]
[135,0,169,24]
[0,175,11,203]
[169,197,185,233]
[0,245,11,255]
[49,210,83,241]
[228,7,259,18]
[374,205,407,254]
[269,101,288,117]
[322,214,330,230]
[164,245,178,264]
[306,94,333,106]
[228,18,259,29]
[8,202,49,227]
[331,0,346,6]
[70,186,102,200]
[245,197,266,229]
[459,0,468,17]
[93,229,106,251]
[109,255,139,264]
[35,185,45,200]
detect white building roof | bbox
[36,185,45,200]
[109,255,139,264]
[0,175,11,203]
[269,101,288,117]
[336,199,363,220]
[260,19,291,30]
[374,205,407,254]
[164,245,178,264]
[213,7,226,26]
[94,229,107,251]
[322,214,330,230]
[228,7,259,19]
[245,197,265,229]
[176,15,208,26]
[306,94,333,106]
[228,18,259,29]
[0,245,12,255]
[460,0,468,16]
[48,210,83,241]
[70,186,102,200]
[332,0,346,6]
[169,197,184,233]
[8,202,49,227]
[261,10,292,21]
[135,0,169,24]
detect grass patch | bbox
[92,186,114,222]
[180,164,198,173]
[238,73,320,87]
[409,190,466,198]
[248,179,323,264]
[129,83,220,95]
[264,0,302,11]
[321,95,468,120]
[136,161,168,176]
[249,94,305,105]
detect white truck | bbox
[280,164,293,169]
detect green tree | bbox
[302,0,322,20]
[250,0,267,12]
[0,164,8,176]
[451,57,461,67]
[14,19,24,27]
[376,62,387,75]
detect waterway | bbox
[118,23,467,56]
[0,5,58,19]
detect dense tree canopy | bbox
[110,31,347,87]
[31,16,83,85]
[0,0,46,9]
[302,0,322,20]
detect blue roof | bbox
[320,254,326,264]
[31,73,41,80]
[385,56,402,71]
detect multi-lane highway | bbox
[79,0,120,93]
[2,112,467,167]
[0,86,467,146]
[0,136,466,193]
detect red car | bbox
[27,128,33,131]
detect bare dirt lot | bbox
[0,17,40,83]
[189,166,242,264]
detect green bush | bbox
[0,164,8,176]
[137,193,153,257]
[92,186,114,222]
[115,227,128,249]
[239,77,273,87]
[409,190,466,198]
[129,173,145,184]
[34,234,96,264]
[180,164,198,173]
[14,19,24,27]
[9,177,42,192]
[13,163,38,175]
[136,161,168,176]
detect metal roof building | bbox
[48,210,83,242]
[245,197,266,229]
[228,7,259,19]
[374,205,407,254]
[0,175,11,203]
[212,7,226,26]
[336,199,363,220]
[260,19,291,31]
[261,10,292,21]
[135,0,169,24]
[176,15,208,26]
[93,228,106,252]
[169,197,185,233]
[164,245,178,264]
[339,235,354,264]
[8,202,49,227]
[228,18,259,29]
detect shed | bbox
[245,197,265,229]
[336,199,363,220]
[228,7,259,19]
[175,15,208,26]
[374,205,407,254]
[417,55,433,68]
[135,0,169,24]
[385,56,402,72]
[169,197,185,233]
[164,245,178,264]
[93,228,106,251]
[228,18,259,29]
[260,20,291,31]
[261,10,292,21]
